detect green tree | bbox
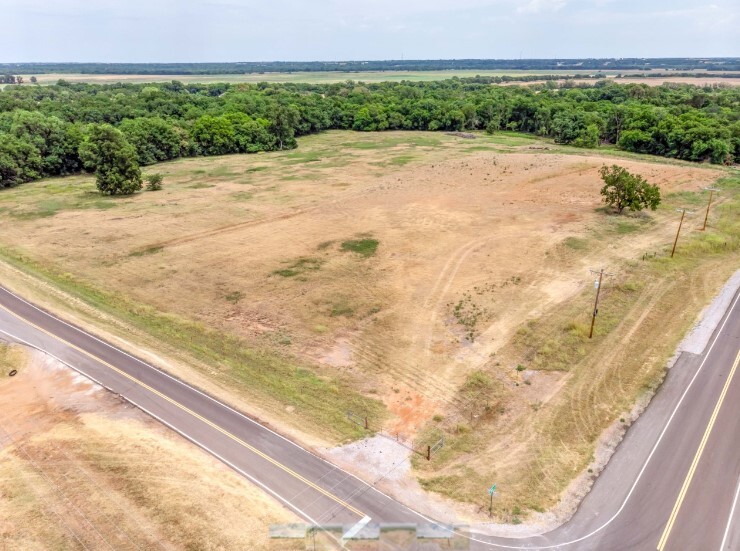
[0,136,42,188]
[79,124,142,195]
[10,110,81,176]
[269,104,299,150]
[119,117,183,165]
[192,115,236,155]
[599,165,661,214]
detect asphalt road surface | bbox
[1,284,738,550]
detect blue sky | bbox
[2,0,738,62]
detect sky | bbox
[2,0,738,62]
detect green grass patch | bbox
[389,155,416,166]
[481,131,542,147]
[663,190,707,207]
[341,134,443,150]
[340,238,379,258]
[614,221,641,234]
[272,257,324,278]
[208,166,240,178]
[188,182,215,189]
[279,172,323,181]
[281,150,330,164]
[2,178,123,219]
[564,237,589,250]
[245,166,268,174]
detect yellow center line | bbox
[0,302,365,519]
[657,349,740,551]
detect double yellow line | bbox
[657,350,740,550]
[0,301,365,519]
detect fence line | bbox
[346,410,444,461]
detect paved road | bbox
[1,284,739,550]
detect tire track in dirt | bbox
[422,237,490,358]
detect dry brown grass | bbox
[0,130,735,519]
[0,351,297,550]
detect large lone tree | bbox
[79,124,142,195]
[599,165,661,214]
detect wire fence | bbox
[346,410,444,461]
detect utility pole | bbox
[589,268,613,339]
[589,270,604,339]
[701,187,720,231]
[671,208,694,258]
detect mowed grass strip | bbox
[0,248,384,441]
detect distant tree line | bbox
[1,78,738,191]
[1,75,24,84]
[2,58,739,75]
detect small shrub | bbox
[225,291,243,304]
[145,173,164,191]
[129,245,163,257]
[621,281,639,292]
[463,370,493,391]
[516,364,526,372]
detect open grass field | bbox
[0,347,299,550]
[1,130,737,518]
[17,70,740,86]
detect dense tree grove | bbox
[0,78,738,189]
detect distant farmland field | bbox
[17,70,740,86]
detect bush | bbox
[145,173,164,191]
